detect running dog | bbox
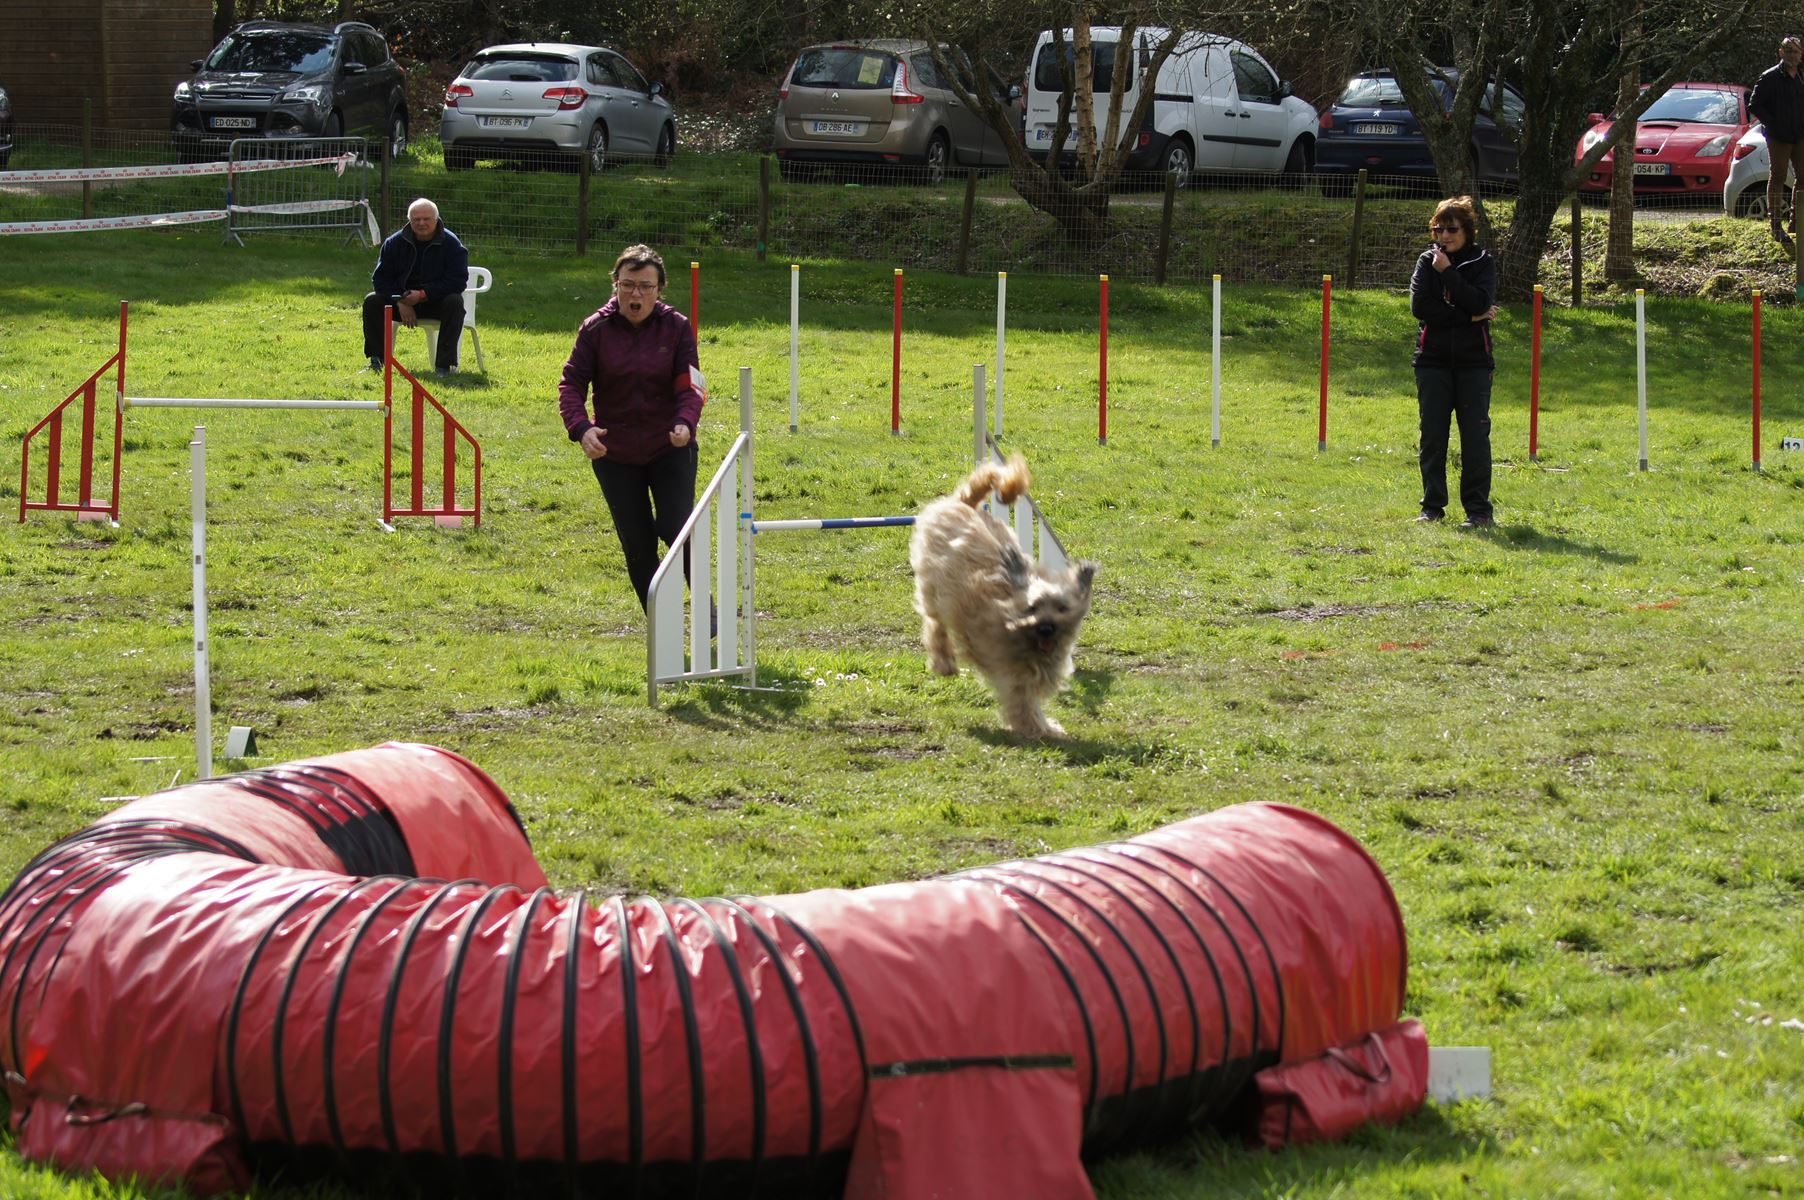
[909,456,1096,739]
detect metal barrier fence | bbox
[0,122,1784,298]
[225,136,373,246]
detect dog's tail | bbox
[954,454,1031,507]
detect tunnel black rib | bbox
[437,885,515,1168]
[674,899,769,1199]
[321,877,418,1166]
[499,887,554,1196]
[560,890,587,1200]
[611,895,645,1199]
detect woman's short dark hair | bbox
[612,243,666,285]
[1431,196,1479,242]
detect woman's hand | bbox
[1472,304,1499,323]
[1431,245,1452,272]
[669,424,692,448]
[580,426,608,460]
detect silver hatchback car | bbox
[440,43,675,171]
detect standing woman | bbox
[559,244,705,608]
[1411,195,1499,527]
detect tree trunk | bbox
[1494,158,1572,300]
[213,0,236,44]
[1604,15,1641,281]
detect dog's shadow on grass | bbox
[1488,522,1638,564]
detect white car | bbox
[1023,27,1316,183]
[1724,126,1795,218]
[440,43,675,172]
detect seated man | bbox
[362,197,469,375]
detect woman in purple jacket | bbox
[559,244,705,608]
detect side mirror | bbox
[1586,112,1606,126]
[1008,84,1023,101]
[1278,80,1294,99]
[190,59,203,71]
[650,81,665,97]
[342,61,368,75]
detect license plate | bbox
[1632,162,1670,175]
[209,116,256,129]
[808,120,864,136]
[480,115,532,129]
[1353,123,1400,136]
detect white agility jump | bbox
[18,302,481,529]
[646,363,1067,707]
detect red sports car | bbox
[1575,81,1749,196]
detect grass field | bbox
[2,230,1802,1199]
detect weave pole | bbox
[1318,275,1332,452]
[191,427,211,782]
[892,268,903,435]
[1529,285,1542,462]
[1636,288,1649,472]
[790,264,800,433]
[1099,273,1109,446]
[996,271,1007,439]
[974,363,987,468]
[690,261,700,339]
[1753,290,1763,472]
[1211,273,1222,448]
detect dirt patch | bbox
[1264,603,1389,621]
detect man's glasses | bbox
[1430,224,1463,234]
[614,280,660,294]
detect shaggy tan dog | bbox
[909,456,1097,739]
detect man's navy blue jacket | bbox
[370,223,469,303]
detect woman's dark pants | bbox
[592,445,698,609]
[1415,366,1493,520]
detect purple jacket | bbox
[558,299,703,465]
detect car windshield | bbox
[1640,88,1739,124]
[205,31,335,74]
[1032,41,1119,94]
[465,55,578,83]
[791,48,899,90]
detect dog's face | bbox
[1005,558,1096,659]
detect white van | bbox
[1024,27,1316,180]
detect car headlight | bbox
[282,85,328,106]
[174,81,192,102]
[1581,127,1607,152]
[1697,133,1731,158]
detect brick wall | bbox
[0,0,212,131]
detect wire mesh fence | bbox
[2,122,1789,301]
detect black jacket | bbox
[1750,62,1804,146]
[370,223,469,304]
[1411,242,1496,370]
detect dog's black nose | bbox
[1034,621,1056,638]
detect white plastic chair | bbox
[418,265,491,372]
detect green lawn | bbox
[1,231,1801,1199]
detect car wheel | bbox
[388,112,407,160]
[1733,185,1778,219]
[1283,138,1309,175]
[1161,137,1193,188]
[444,143,474,172]
[655,123,675,167]
[922,132,950,185]
[585,122,607,174]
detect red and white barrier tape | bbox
[0,153,360,184]
[2,199,378,241]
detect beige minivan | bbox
[772,40,1019,183]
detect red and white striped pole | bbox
[1753,289,1763,472]
[1318,274,1331,451]
[690,261,700,338]
[892,268,903,435]
[1529,284,1543,462]
[1099,273,1110,445]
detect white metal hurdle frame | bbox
[646,364,1066,707]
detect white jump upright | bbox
[1636,288,1650,472]
[789,264,800,433]
[995,271,1008,439]
[646,364,1068,708]
[1211,273,1223,448]
[191,427,212,781]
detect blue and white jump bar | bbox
[750,514,914,532]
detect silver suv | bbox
[440,43,676,172]
[772,40,1019,184]
[171,21,408,161]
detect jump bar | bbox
[751,515,916,532]
[127,397,384,411]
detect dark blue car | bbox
[1315,70,1524,194]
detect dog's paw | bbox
[928,654,958,676]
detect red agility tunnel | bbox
[0,743,1423,1198]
